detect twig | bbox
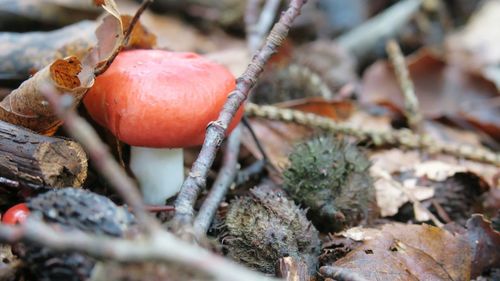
[40,84,159,234]
[336,0,422,64]
[193,125,242,239]
[0,220,277,281]
[94,0,153,76]
[320,266,370,281]
[236,159,266,185]
[173,0,308,227]
[386,40,423,132]
[143,205,175,213]
[245,103,500,166]
[246,0,282,52]
[242,116,272,162]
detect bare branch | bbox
[173,0,308,227]
[193,125,241,238]
[0,220,278,281]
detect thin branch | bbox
[386,40,423,132]
[94,0,153,76]
[236,159,266,185]
[40,84,159,234]
[173,0,308,227]
[193,125,241,239]
[0,220,277,281]
[242,116,271,162]
[245,103,500,166]
[320,266,370,281]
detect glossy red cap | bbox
[84,50,243,147]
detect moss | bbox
[283,136,376,232]
[222,186,320,275]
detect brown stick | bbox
[173,0,308,227]
[0,120,87,189]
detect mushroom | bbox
[84,50,243,204]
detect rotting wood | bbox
[0,120,87,190]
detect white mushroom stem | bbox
[129,147,184,205]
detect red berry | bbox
[2,203,29,225]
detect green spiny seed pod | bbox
[283,136,376,232]
[222,185,320,275]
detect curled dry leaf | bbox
[0,56,93,134]
[0,1,124,134]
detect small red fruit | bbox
[2,203,29,225]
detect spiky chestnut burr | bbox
[283,136,376,232]
[222,185,320,276]
[20,188,134,281]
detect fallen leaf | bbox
[445,0,500,89]
[465,215,500,277]
[121,15,157,50]
[332,223,473,280]
[0,56,93,134]
[361,49,500,141]
[275,98,355,120]
[0,5,123,134]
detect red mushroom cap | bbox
[84,50,243,148]
[2,203,29,225]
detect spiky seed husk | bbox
[223,185,320,275]
[283,136,376,232]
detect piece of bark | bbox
[277,257,310,281]
[0,21,96,81]
[0,120,88,190]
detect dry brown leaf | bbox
[361,49,500,141]
[333,223,472,280]
[0,6,123,134]
[465,215,500,277]
[118,0,243,53]
[275,98,355,120]
[328,216,499,280]
[370,149,493,221]
[0,56,93,134]
[445,0,500,89]
[242,119,313,171]
[121,15,157,50]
